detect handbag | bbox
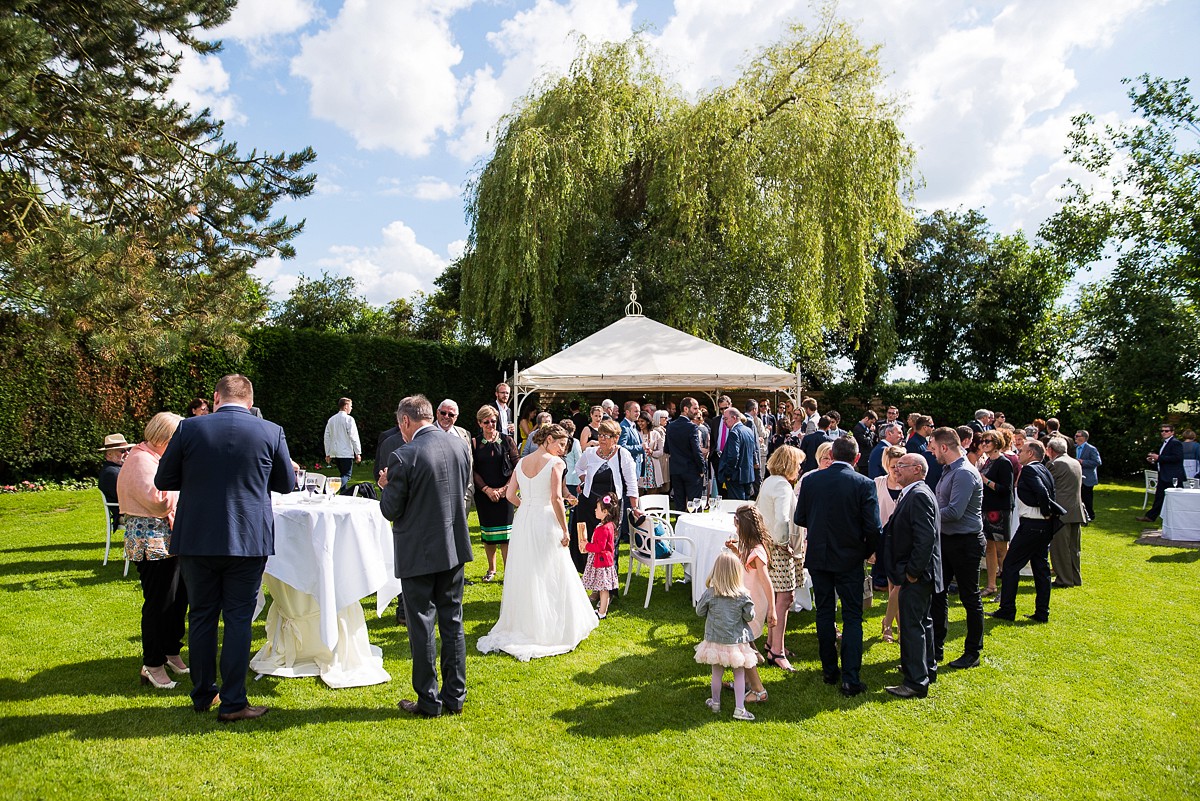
[631,513,673,559]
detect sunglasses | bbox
[481,419,497,426]
[438,410,457,417]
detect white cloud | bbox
[291,0,468,156]
[377,176,462,201]
[450,0,638,160]
[253,253,300,300]
[210,0,318,42]
[166,48,244,124]
[311,221,454,304]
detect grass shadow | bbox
[1146,550,1200,564]
[0,542,99,554]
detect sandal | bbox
[881,626,895,644]
[482,569,496,583]
[981,588,998,599]
[764,649,796,672]
[744,689,768,703]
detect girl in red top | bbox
[580,494,619,619]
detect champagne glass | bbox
[304,475,320,499]
[326,477,343,497]
[710,495,721,513]
[686,498,699,514]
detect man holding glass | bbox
[1138,423,1185,524]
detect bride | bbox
[477,423,598,661]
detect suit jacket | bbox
[968,420,988,436]
[98,462,121,507]
[794,462,881,573]
[1155,437,1186,484]
[618,417,645,469]
[852,421,875,460]
[907,434,943,488]
[156,405,295,557]
[379,424,473,579]
[718,422,757,485]
[707,416,728,472]
[1075,441,1101,487]
[664,416,704,478]
[799,429,835,474]
[1016,461,1056,514]
[375,425,400,472]
[1048,456,1087,524]
[883,482,943,589]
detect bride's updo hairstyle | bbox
[532,423,568,447]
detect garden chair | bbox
[625,512,694,608]
[1143,470,1158,510]
[102,501,130,576]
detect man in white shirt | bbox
[491,383,514,436]
[324,397,361,487]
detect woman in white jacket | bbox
[755,445,804,672]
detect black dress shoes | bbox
[822,671,841,686]
[886,684,927,699]
[947,654,980,669]
[839,682,867,698]
[217,705,268,723]
[1025,613,1049,623]
[987,610,1015,621]
[398,699,439,718]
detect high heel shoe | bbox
[764,649,796,672]
[140,666,177,690]
[165,655,190,675]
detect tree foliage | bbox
[1041,75,1200,425]
[888,209,1070,382]
[0,0,316,361]
[460,12,915,363]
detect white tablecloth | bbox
[673,512,736,604]
[250,493,402,687]
[1162,488,1200,541]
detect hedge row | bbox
[0,321,503,481]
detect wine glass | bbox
[304,475,320,499]
[325,477,343,497]
[686,498,699,514]
[709,495,721,513]
[295,468,307,492]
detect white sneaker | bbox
[732,707,755,721]
[704,698,720,713]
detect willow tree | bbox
[461,13,915,363]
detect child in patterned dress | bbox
[580,494,619,619]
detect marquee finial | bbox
[625,279,643,316]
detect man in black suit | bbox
[852,411,878,473]
[799,415,836,475]
[1138,423,1186,523]
[907,415,942,488]
[967,409,993,436]
[990,439,1058,623]
[664,396,705,512]
[156,374,295,722]
[489,382,515,437]
[884,455,943,698]
[379,394,473,717]
[707,394,733,478]
[794,437,881,697]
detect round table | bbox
[1162,488,1200,541]
[250,492,402,688]
[673,512,736,604]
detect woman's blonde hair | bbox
[597,419,622,439]
[706,550,747,598]
[881,445,907,469]
[143,412,183,448]
[766,445,803,480]
[815,441,834,464]
[476,405,498,424]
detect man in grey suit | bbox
[883,455,943,698]
[1046,437,1086,587]
[379,395,473,717]
[156,374,294,722]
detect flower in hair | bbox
[602,494,612,504]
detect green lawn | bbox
[1,481,1197,800]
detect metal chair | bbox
[625,513,694,608]
[1144,470,1159,510]
[102,501,130,576]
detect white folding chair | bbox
[637,494,681,523]
[1144,470,1158,510]
[719,499,751,514]
[306,474,327,492]
[625,514,694,608]
[102,501,130,576]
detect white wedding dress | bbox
[476,456,598,661]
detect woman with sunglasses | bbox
[473,406,520,582]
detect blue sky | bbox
[171,0,1199,313]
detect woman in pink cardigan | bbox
[117,412,186,690]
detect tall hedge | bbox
[0,321,502,481]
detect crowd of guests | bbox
[101,377,1191,720]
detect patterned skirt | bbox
[123,515,172,561]
[582,554,619,591]
[767,544,800,593]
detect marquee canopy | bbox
[513,314,798,400]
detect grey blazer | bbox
[379,424,473,579]
[1048,456,1088,524]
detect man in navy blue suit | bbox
[1138,423,1186,523]
[156,374,294,722]
[717,408,757,500]
[664,396,705,511]
[794,436,881,697]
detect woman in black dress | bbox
[473,405,519,582]
[579,405,604,450]
[978,430,1015,598]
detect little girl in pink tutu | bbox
[695,550,758,721]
